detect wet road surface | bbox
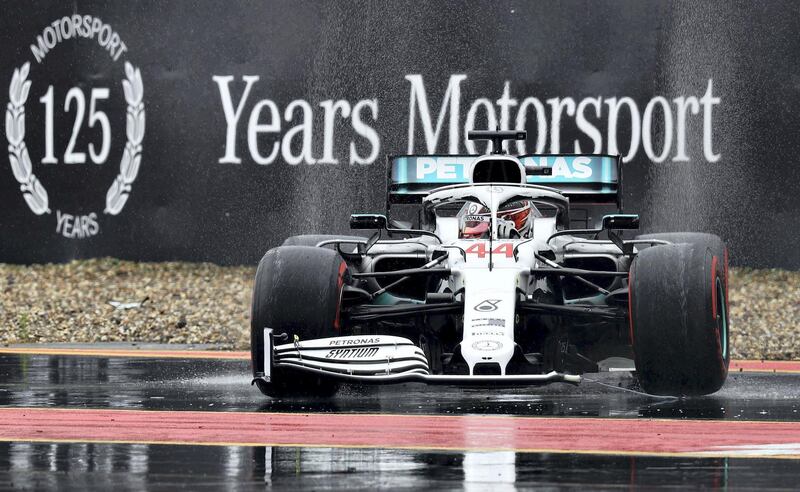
[1,349,800,490]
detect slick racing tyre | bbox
[250,246,350,398]
[629,235,730,396]
[282,234,365,252]
[635,232,726,260]
[635,233,730,349]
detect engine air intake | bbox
[471,158,524,184]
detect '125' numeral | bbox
[39,85,111,165]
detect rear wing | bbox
[387,154,623,211]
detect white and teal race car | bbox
[250,131,730,398]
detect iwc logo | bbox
[5,15,144,238]
[472,340,503,351]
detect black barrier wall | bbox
[1,1,799,268]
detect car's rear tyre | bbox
[629,235,730,396]
[250,246,349,398]
[282,234,365,249]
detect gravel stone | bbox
[1,259,797,359]
[0,259,252,349]
[728,268,800,360]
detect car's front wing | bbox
[254,330,581,386]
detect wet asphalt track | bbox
[1,348,800,490]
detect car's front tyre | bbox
[629,235,730,396]
[250,246,349,398]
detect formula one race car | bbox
[250,130,730,397]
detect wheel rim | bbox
[716,276,728,359]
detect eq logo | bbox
[474,299,501,312]
[5,15,145,239]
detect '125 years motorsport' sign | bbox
[5,15,144,239]
[1,2,798,269]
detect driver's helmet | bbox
[459,200,536,239]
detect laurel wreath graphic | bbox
[5,61,145,216]
[106,62,145,215]
[5,62,48,215]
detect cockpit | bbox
[457,199,541,239]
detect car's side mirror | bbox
[602,214,639,230]
[350,214,388,230]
